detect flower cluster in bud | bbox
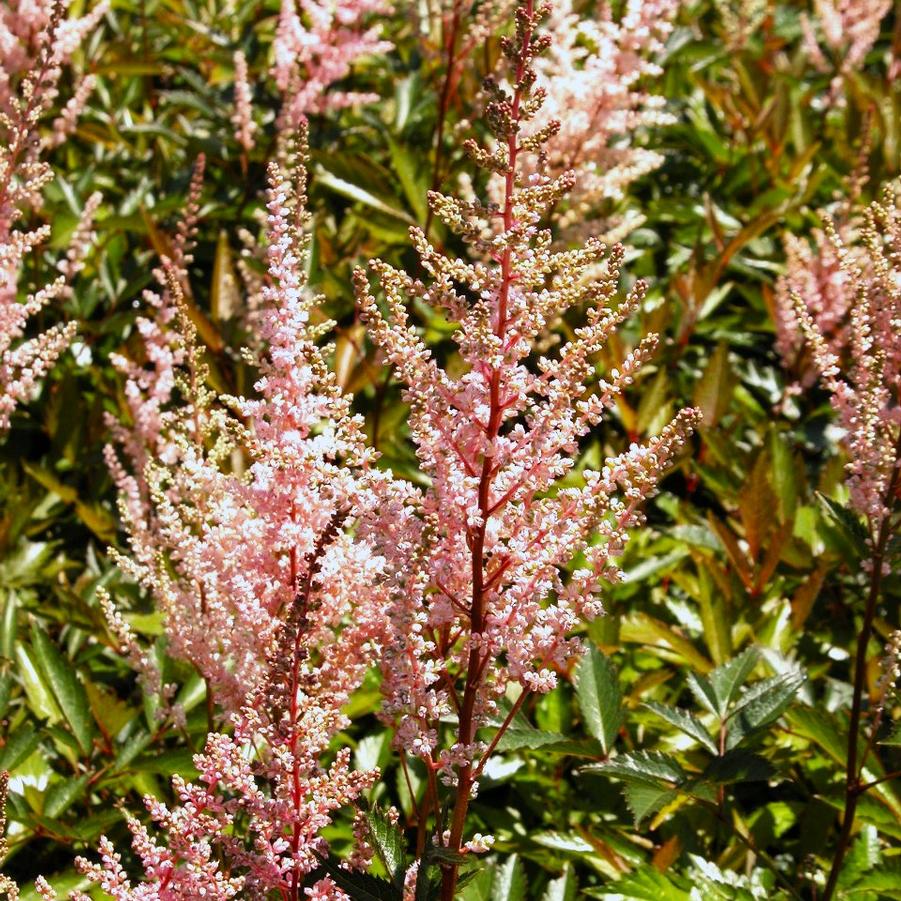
[231,50,256,153]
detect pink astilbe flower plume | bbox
[355,2,699,894]
[800,0,891,102]
[273,0,393,128]
[530,0,682,239]
[85,131,411,898]
[0,0,103,429]
[787,186,901,533]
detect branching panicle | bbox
[357,3,699,893]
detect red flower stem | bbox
[425,1,464,237]
[439,6,535,897]
[822,432,901,901]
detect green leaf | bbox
[642,701,719,754]
[575,646,623,755]
[786,707,847,765]
[366,806,407,888]
[583,749,686,785]
[542,864,577,901]
[693,342,734,429]
[0,721,40,771]
[701,750,773,783]
[837,824,881,889]
[15,643,63,724]
[43,774,91,818]
[491,854,526,901]
[709,647,759,717]
[622,783,680,824]
[585,866,690,899]
[315,166,415,224]
[311,863,401,901]
[685,671,720,718]
[29,623,95,755]
[493,725,601,756]
[816,493,869,561]
[842,863,901,898]
[726,671,804,749]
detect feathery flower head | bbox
[0,0,103,429]
[273,0,393,127]
[788,185,901,529]
[356,0,699,870]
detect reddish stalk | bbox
[425,1,464,237]
[284,515,343,900]
[439,6,536,897]
[821,432,901,901]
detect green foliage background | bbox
[1,0,900,897]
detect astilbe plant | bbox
[785,187,901,899]
[800,0,892,101]
[355,2,699,895]
[530,0,682,240]
[77,135,412,899]
[0,0,103,429]
[273,0,393,128]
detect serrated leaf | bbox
[685,671,720,718]
[623,783,680,825]
[366,806,407,887]
[709,648,759,717]
[584,749,686,785]
[494,725,601,756]
[575,646,623,755]
[837,824,881,889]
[642,701,719,754]
[842,862,901,898]
[30,623,95,755]
[311,863,401,901]
[726,671,804,748]
[491,854,526,901]
[586,866,689,899]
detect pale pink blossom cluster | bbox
[788,186,901,528]
[0,0,105,116]
[529,0,682,238]
[356,1,698,880]
[232,50,256,153]
[774,223,856,387]
[273,0,393,127]
[0,0,103,430]
[88,136,412,897]
[801,0,891,100]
